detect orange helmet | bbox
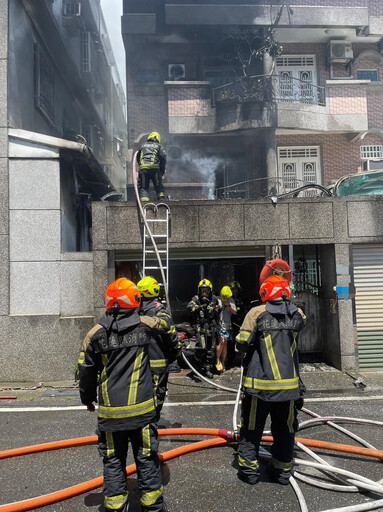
[259,275,291,302]
[105,278,141,310]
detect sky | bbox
[100,0,126,93]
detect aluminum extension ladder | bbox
[142,203,170,296]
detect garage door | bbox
[353,245,383,370]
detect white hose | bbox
[301,409,381,452]
[232,366,243,432]
[181,351,238,393]
[289,475,309,512]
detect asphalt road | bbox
[1,372,383,512]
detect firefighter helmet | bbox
[137,276,160,298]
[198,278,213,300]
[105,278,141,310]
[148,131,161,143]
[220,286,232,302]
[229,280,241,291]
[259,275,291,302]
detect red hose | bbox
[2,429,383,511]
[0,437,230,512]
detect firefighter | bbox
[137,132,166,203]
[228,280,246,367]
[78,278,167,512]
[235,275,306,486]
[187,279,221,378]
[137,276,181,424]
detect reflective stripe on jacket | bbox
[236,302,306,402]
[78,315,160,431]
[137,141,166,172]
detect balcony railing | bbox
[212,75,325,107]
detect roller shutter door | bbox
[352,245,383,370]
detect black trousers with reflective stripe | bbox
[98,425,163,511]
[138,169,164,200]
[238,393,297,479]
[154,370,169,423]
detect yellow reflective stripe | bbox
[128,348,144,406]
[291,334,298,377]
[249,395,258,431]
[158,319,168,330]
[150,359,168,369]
[288,400,295,434]
[271,456,293,472]
[236,330,251,342]
[140,485,163,506]
[151,148,158,165]
[104,493,128,509]
[142,425,151,457]
[77,351,85,364]
[157,311,170,319]
[168,325,176,334]
[101,354,110,406]
[106,431,115,458]
[98,398,156,419]
[242,376,299,391]
[238,455,259,471]
[264,334,281,380]
[139,163,160,170]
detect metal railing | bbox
[211,74,325,107]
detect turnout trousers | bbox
[138,169,165,202]
[98,425,164,511]
[237,393,298,484]
[153,370,169,424]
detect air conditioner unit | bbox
[328,41,353,63]
[168,63,186,80]
[362,159,383,172]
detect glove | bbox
[295,397,304,410]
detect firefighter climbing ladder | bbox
[132,151,171,309]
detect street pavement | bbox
[0,365,383,512]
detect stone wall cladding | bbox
[369,0,382,16]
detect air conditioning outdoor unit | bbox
[362,159,383,172]
[168,63,186,80]
[328,41,353,63]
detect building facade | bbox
[0,0,127,381]
[119,0,383,372]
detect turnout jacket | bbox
[140,299,181,375]
[78,309,161,431]
[187,295,221,330]
[236,300,306,402]
[137,141,166,173]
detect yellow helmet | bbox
[148,131,161,144]
[198,279,212,290]
[198,279,212,300]
[220,286,232,302]
[229,281,241,290]
[137,276,160,298]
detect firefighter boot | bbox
[268,464,292,485]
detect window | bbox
[357,70,378,81]
[35,43,55,125]
[80,31,91,72]
[138,69,161,85]
[278,146,321,193]
[275,55,318,104]
[63,2,81,16]
[361,145,383,159]
[203,57,236,88]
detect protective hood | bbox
[266,299,298,316]
[99,309,142,333]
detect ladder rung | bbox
[145,219,168,222]
[145,249,167,254]
[145,266,168,270]
[145,234,167,238]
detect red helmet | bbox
[260,275,291,302]
[105,278,141,310]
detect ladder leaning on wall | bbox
[132,152,171,311]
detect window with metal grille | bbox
[279,147,319,159]
[63,1,81,16]
[35,44,55,125]
[81,31,91,72]
[276,56,315,68]
[357,70,378,81]
[361,145,383,159]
